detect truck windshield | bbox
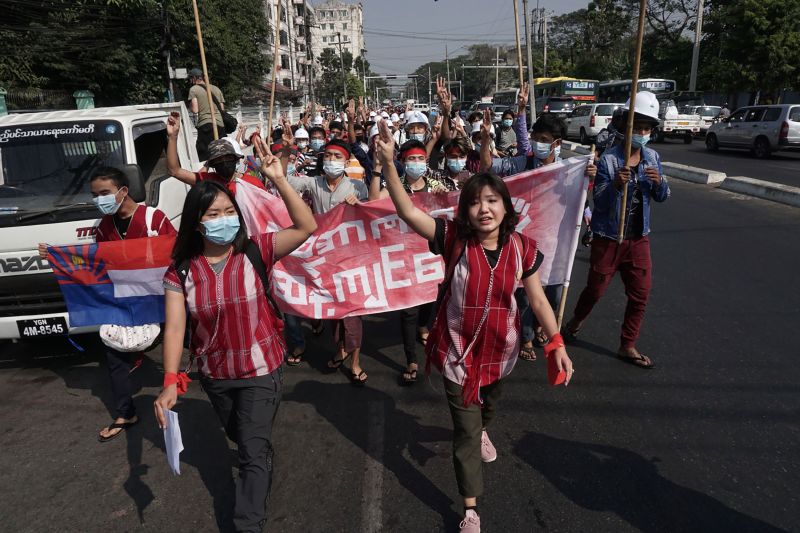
[0,120,125,215]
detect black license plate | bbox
[17,317,68,338]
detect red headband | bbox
[325,143,350,159]
[400,147,427,160]
[445,147,465,157]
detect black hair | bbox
[90,166,129,189]
[324,138,352,157]
[502,109,515,119]
[444,136,470,156]
[365,120,376,129]
[329,121,344,131]
[532,114,565,140]
[454,172,519,246]
[271,128,283,142]
[308,126,326,137]
[171,180,249,266]
[467,111,483,124]
[398,139,427,159]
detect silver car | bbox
[705,104,800,158]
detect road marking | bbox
[361,400,385,533]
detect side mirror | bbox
[120,164,147,203]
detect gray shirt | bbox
[288,174,368,214]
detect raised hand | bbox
[481,108,492,141]
[166,111,181,137]
[281,118,294,145]
[436,77,451,111]
[374,119,395,164]
[346,99,356,121]
[517,81,530,109]
[431,114,444,137]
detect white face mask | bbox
[322,160,346,178]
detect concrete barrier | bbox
[661,162,726,185]
[719,177,800,208]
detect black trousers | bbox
[105,347,138,419]
[399,302,433,366]
[201,368,283,533]
[196,123,216,162]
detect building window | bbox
[340,10,347,17]
[283,79,292,88]
[280,30,288,46]
[281,55,289,69]
[322,36,326,43]
[343,23,347,30]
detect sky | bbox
[357,0,589,77]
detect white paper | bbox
[163,409,184,475]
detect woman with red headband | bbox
[368,139,457,384]
[374,120,573,532]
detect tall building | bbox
[263,0,315,98]
[309,1,364,67]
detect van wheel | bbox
[652,127,664,143]
[683,134,692,144]
[752,137,771,158]
[579,128,589,145]
[705,133,719,152]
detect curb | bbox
[562,140,799,208]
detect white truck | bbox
[652,100,703,144]
[0,102,198,340]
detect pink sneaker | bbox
[481,430,497,463]
[459,509,480,532]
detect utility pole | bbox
[446,44,451,87]
[335,32,347,102]
[523,0,536,123]
[689,0,704,92]
[361,48,367,97]
[496,46,501,93]
[543,11,548,77]
[302,0,314,104]
[428,65,432,105]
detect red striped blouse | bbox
[163,233,285,379]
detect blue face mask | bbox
[446,157,466,173]
[533,141,554,160]
[473,141,481,151]
[202,215,240,245]
[286,163,297,176]
[93,190,124,215]
[404,161,427,179]
[632,133,650,149]
[409,133,425,142]
[502,119,513,128]
[310,139,325,151]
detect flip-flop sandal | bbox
[617,351,655,369]
[400,368,418,385]
[350,370,368,386]
[98,418,139,443]
[533,330,549,347]
[561,323,581,343]
[417,332,429,347]
[311,320,324,336]
[325,353,351,372]
[518,344,537,361]
[286,351,305,366]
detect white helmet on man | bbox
[623,91,660,125]
[404,110,429,130]
[294,127,310,139]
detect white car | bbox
[684,105,722,134]
[412,103,429,113]
[706,104,800,158]
[566,103,625,145]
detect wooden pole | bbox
[191,0,218,140]
[617,0,648,244]
[512,0,524,87]
[268,0,283,140]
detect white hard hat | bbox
[390,113,399,122]
[623,91,660,124]
[369,124,379,139]
[405,110,429,130]
[381,111,390,118]
[294,127,309,139]
[369,111,377,118]
[313,114,324,125]
[386,119,394,128]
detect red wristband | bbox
[544,333,565,358]
[163,372,192,396]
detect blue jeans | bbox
[283,314,305,352]
[515,284,563,342]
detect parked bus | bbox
[492,88,519,110]
[598,78,677,102]
[533,77,599,102]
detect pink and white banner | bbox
[235,156,589,319]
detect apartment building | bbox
[309,1,364,66]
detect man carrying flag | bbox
[40,166,175,441]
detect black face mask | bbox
[214,160,238,179]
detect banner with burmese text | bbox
[236,156,589,319]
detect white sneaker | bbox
[481,430,497,463]
[459,509,481,532]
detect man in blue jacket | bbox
[562,91,670,369]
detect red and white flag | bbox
[235,156,589,319]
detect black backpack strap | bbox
[244,239,283,319]
[197,82,224,113]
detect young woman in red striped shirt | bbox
[153,142,317,532]
[375,121,574,532]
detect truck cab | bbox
[0,102,198,340]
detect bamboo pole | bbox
[191,0,218,140]
[512,0,524,88]
[618,0,648,243]
[267,0,283,140]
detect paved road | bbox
[1,180,798,532]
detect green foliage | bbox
[314,47,369,104]
[0,0,270,107]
